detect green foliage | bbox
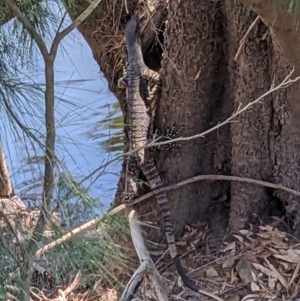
[0,0,131,298]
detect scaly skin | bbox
[118,13,202,295]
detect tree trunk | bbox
[67,0,300,245]
[156,1,230,238]
[226,4,274,230]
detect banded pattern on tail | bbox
[119,12,203,295]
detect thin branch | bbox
[2,0,48,59]
[54,10,69,37]
[147,68,300,148]
[49,0,103,57]
[27,59,56,256]
[131,173,300,206]
[119,209,169,301]
[234,16,261,62]
[120,262,147,301]
[81,69,300,185]
[35,205,125,258]
[36,172,300,257]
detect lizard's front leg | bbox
[122,155,141,203]
[141,66,161,98]
[150,125,185,152]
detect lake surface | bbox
[0,19,122,215]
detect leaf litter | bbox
[28,221,300,301]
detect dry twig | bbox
[234,15,261,62]
[148,68,299,148]
[119,209,169,301]
[81,68,300,185]
[36,172,300,257]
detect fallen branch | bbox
[36,173,300,257]
[35,204,124,258]
[119,209,169,301]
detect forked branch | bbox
[119,209,169,301]
[147,68,300,148]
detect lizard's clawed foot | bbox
[121,191,135,203]
[150,125,185,151]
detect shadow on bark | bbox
[66,0,300,251]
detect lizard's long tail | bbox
[140,158,201,293]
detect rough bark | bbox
[238,0,300,73]
[65,0,300,242]
[225,3,273,230]
[157,1,230,238]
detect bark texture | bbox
[225,4,273,230]
[65,0,300,245]
[157,1,230,238]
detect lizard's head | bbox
[125,13,141,50]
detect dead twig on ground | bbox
[119,209,169,301]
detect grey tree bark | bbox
[64,0,300,242]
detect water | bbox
[0,21,123,214]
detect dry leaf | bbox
[250,281,260,292]
[268,276,276,290]
[222,241,236,251]
[177,275,183,287]
[232,235,244,243]
[273,249,300,263]
[222,255,235,269]
[194,68,202,80]
[193,238,201,245]
[239,230,251,235]
[241,294,260,301]
[257,232,270,239]
[206,266,218,278]
[271,235,288,248]
[230,268,238,284]
[266,246,279,254]
[176,240,187,246]
[251,271,257,282]
[288,262,300,287]
[259,225,274,232]
[236,259,252,284]
[252,262,288,288]
[276,282,282,292]
[278,261,290,271]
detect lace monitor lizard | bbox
[118,13,202,294]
